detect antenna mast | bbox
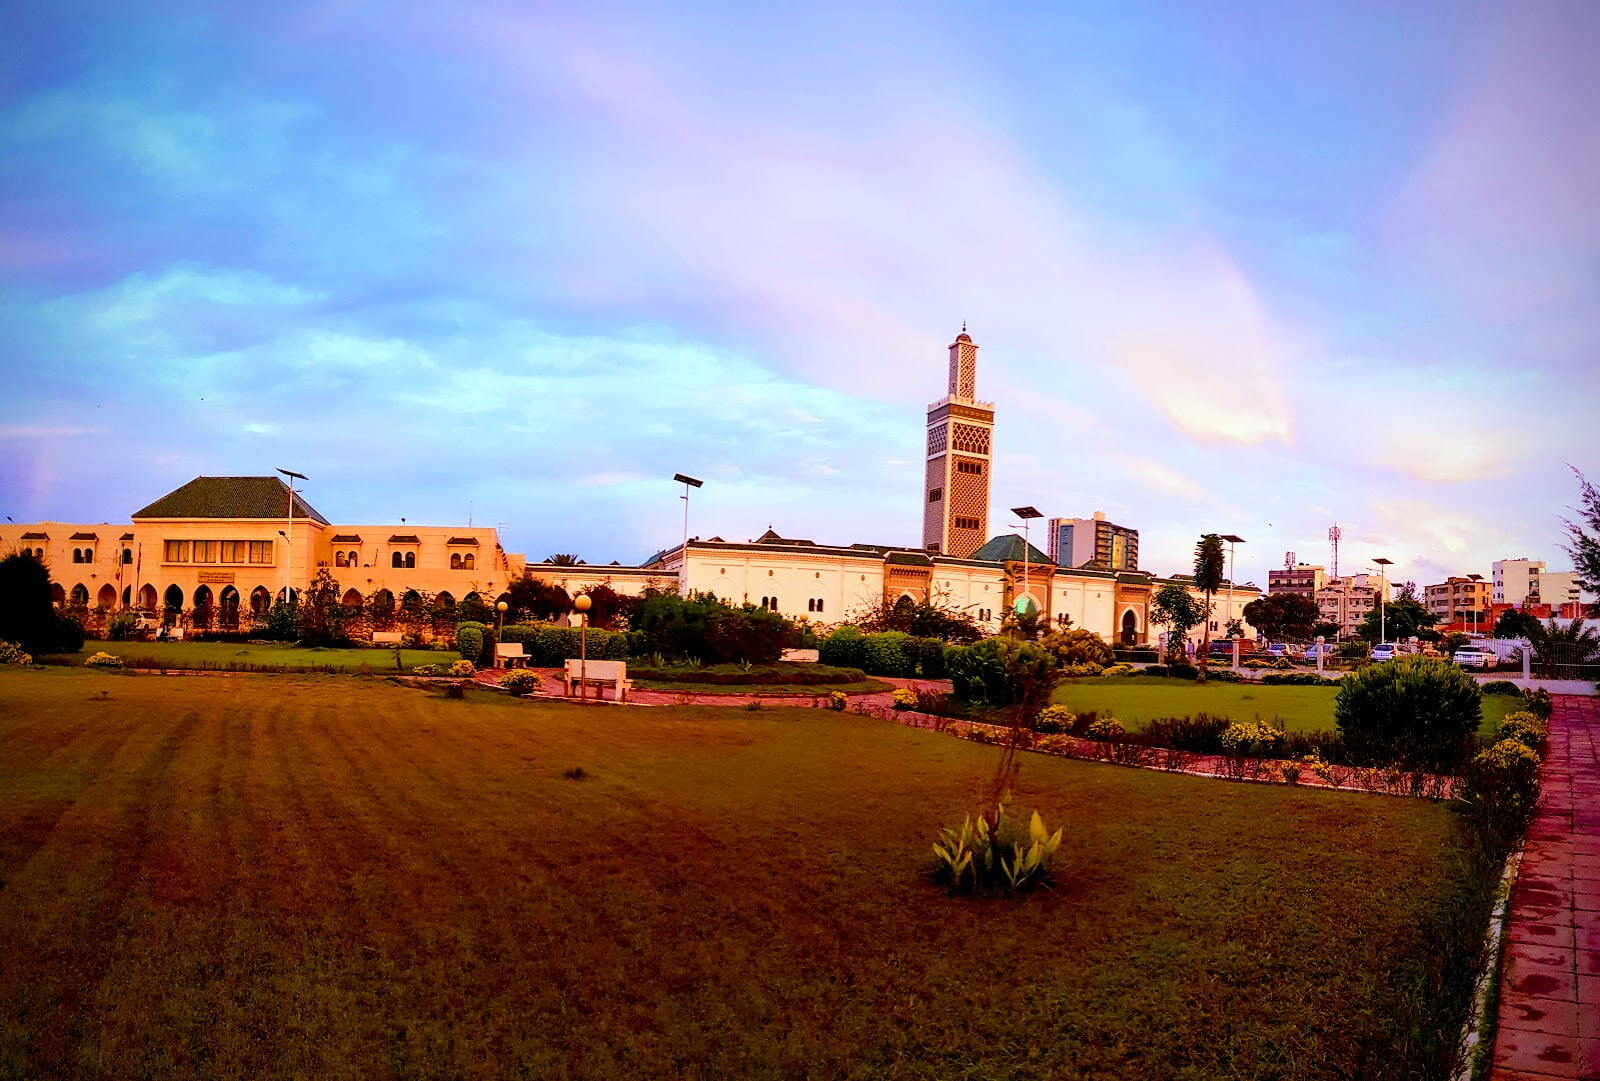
[1328,525,1342,578]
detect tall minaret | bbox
[921,326,995,558]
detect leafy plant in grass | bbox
[933,806,1063,897]
[1334,656,1481,772]
[946,636,1061,714]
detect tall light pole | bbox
[1010,506,1042,627]
[495,599,508,665]
[1219,534,1245,633]
[1372,557,1393,643]
[673,473,703,596]
[276,468,307,606]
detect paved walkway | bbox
[472,666,938,709]
[1490,694,1600,1080]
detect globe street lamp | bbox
[496,599,508,665]
[574,593,592,701]
[1010,506,1042,629]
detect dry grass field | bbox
[0,668,1490,1081]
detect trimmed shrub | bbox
[1463,739,1542,845]
[914,636,948,679]
[1038,628,1114,668]
[1205,668,1244,683]
[449,659,477,677]
[1480,680,1520,696]
[1334,656,1482,771]
[84,651,125,668]
[1167,662,1198,680]
[0,640,33,665]
[455,622,486,664]
[1219,721,1284,758]
[500,670,540,697]
[1085,717,1125,741]
[861,631,916,677]
[1112,648,1159,664]
[1034,705,1076,734]
[1261,672,1339,686]
[891,688,917,710]
[819,626,866,669]
[945,637,1059,709]
[1102,663,1134,677]
[1143,665,1169,677]
[1497,711,1548,754]
[1060,662,1104,678]
[630,664,867,686]
[1518,687,1552,720]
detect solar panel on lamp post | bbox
[1219,535,1245,664]
[276,468,307,607]
[1372,557,1394,644]
[1010,506,1042,625]
[673,474,703,596]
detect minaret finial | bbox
[961,320,967,334]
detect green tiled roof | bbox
[133,477,330,525]
[969,534,1052,564]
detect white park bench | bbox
[781,648,819,663]
[494,642,528,668]
[372,631,404,646]
[562,658,631,702]
[160,625,185,641]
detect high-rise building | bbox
[1046,512,1139,570]
[1268,563,1326,598]
[1492,558,1545,605]
[921,328,994,559]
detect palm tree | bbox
[544,553,582,566]
[1193,534,1225,682]
[1526,617,1600,679]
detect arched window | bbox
[122,548,133,564]
[97,584,116,609]
[341,588,363,607]
[462,553,475,570]
[84,548,94,562]
[220,586,241,627]
[71,548,81,564]
[49,583,65,607]
[347,551,358,566]
[163,584,184,613]
[335,552,347,568]
[249,586,271,617]
[450,553,461,569]
[404,551,415,569]
[391,551,403,568]
[139,584,158,612]
[401,590,422,612]
[70,583,90,606]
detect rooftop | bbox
[133,476,330,526]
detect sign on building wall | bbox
[197,570,236,585]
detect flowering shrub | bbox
[1218,721,1283,758]
[1101,663,1135,677]
[1033,733,1077,755]
[890,687,917,711]
[0,641,32,665]
[1085,717,1125,741]
[1463,738,1542,844]
[500,671,541,697]
[1519,687,1552,720]
[827,691,848,711]
[84,652,125,668]
[1059,662,1105,678]
[1497,711,1548,753]
[1034,705,1076,733]
[449,659,477,677]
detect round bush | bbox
[819,626,866,669]
[1480,680,1520,697]
[1167,662,1198,680]
[1219,721,1283,757]
[499,670,541,697]
[860,631,916,677]
[449,659,477,677]
[1085,717,1125,741]
[454,622,485,663]
[1102,663,1134,677]
[1034,705,1076,734]
[1497,711,1548,753]
[1333,656,1482,770]
[1464,738,1542,843]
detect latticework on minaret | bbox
[921,329,994,558]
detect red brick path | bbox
[1490,695,1600,1080]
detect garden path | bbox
[1488,694,1600,1080]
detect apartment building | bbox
[1315,573,1391,639]
[1425,575,1492,632]
[1047,512,1139,571]
[1268,563,1326,598]
[1492,558,1545,606]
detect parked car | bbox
[1302,643,1335,660]
[1264,642,1294,658]
[1452,647,1494,670]
[1371,643,1398,662]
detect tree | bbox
[0,551,81,655]
[1526,617,1600,678]
[1313,621,1341,641]
[1562,468,1600,613]
[544,553,582,566]
[574,584,626,630]
[1493,609,1542,641]
[1150,583,1207,662]
[1192,534,1226,681]
[1241,593,1319,642]
[506,575,572,622]
[848,591,983,643]
[1395,581,1420,603]
[1355,597,1436,642]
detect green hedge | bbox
[455,622,486,664]
[630,664,869,686]
[860,631,916,677]
[819,626,866,669]
[495,622,628,666]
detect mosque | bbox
[1,329,1259,644]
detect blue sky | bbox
[1,1,1596,588]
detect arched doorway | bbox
[139,584,158,613]
[121,585,132,607]
[192,585,214,629]
[220,586,240,628]
[250,586,272,618]
[341,588,363,608]
[69,583,90,606]
[97,584,117,609]
[1121,609,1138,646]
[49,583,65,607]
[163,584,184,626]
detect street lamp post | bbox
[495,600,508,665]
[276,468,307,607]
[1010,506,1042,628]
[574,594,592,701]
[1372,557,1393,644]
[1219,534,1245,665]
[673,474,703,596]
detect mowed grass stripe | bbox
[0,669,1488,1081]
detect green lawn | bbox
[1054,675,1519,735]
[40,639,447,673]
[0,667,1489,1080]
